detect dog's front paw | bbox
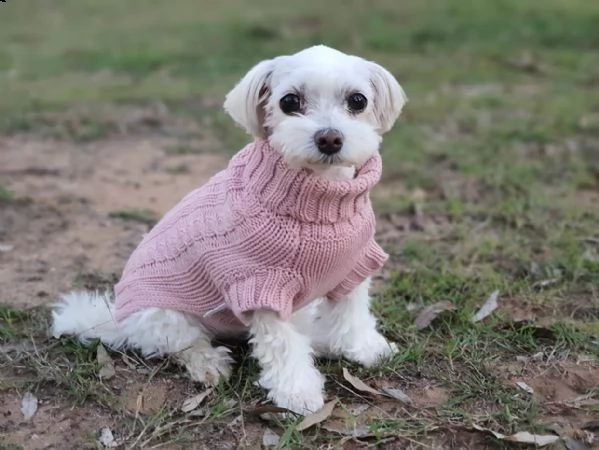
[262,367,325,416]
[270,389,325,416]
[344,332,398,368]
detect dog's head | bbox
[223,45,407,175]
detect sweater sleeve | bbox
[326,240,388,301]
[222,269,303,325]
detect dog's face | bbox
[224,45,407,174]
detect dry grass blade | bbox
[414,301,456,330]
[472,290,500,323]
[296,399,338,431]
[342,368,382,396]
[96,344,116,380]
[181,388,213,413]
[382,387,413,404]
[472,424,560,446]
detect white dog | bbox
[52,45,407,415]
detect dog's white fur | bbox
[52,45,407,415]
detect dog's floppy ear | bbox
[224,59,275,138]
[368,62,408,134]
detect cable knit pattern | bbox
[114,139,388,331]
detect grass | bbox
[1,0,598,448]
[108,209,158,226]
[0,185,13,203]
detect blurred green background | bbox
[1,0,598,313]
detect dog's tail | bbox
[51,291,127,349]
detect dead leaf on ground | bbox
[99,427,118,448]
[342,368,382,396]
[262,428,281,448]
[96,344,116,380]
[20,392,38,420]
[296,398,338,431]
[0,243,14,253]
[382,387,413,405]
[181,388,213,413]
[472,290,500,323]
[471,424,560,446]
[414,301,456,330]
[515,381,534,394]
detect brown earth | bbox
[0,134,227,309]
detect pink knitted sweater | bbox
[114,139,388,331]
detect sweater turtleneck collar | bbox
[237,139,382,224]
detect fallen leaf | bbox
[96,344,116,380]
[189,407,208,417]
[20,392,38,420]
[262,428,281,448]
[382,387,413,404]
[248,404,292,422]
[296,398,338,431]
[414,301,456,330]
[0,243,13,253]
[342,368,382,396]
[181,388,213,413]
[472,424,560,446]
[472,290,500,323]
[515,381,534,394]
[99,427,118,448]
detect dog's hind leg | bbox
[52,291,233,386]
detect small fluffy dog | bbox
[52,45,407,415]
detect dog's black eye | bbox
[347,93,367,113]
[279,94,301,115]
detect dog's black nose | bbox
[314,129,343,155]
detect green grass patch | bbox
[108,208,158,225]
